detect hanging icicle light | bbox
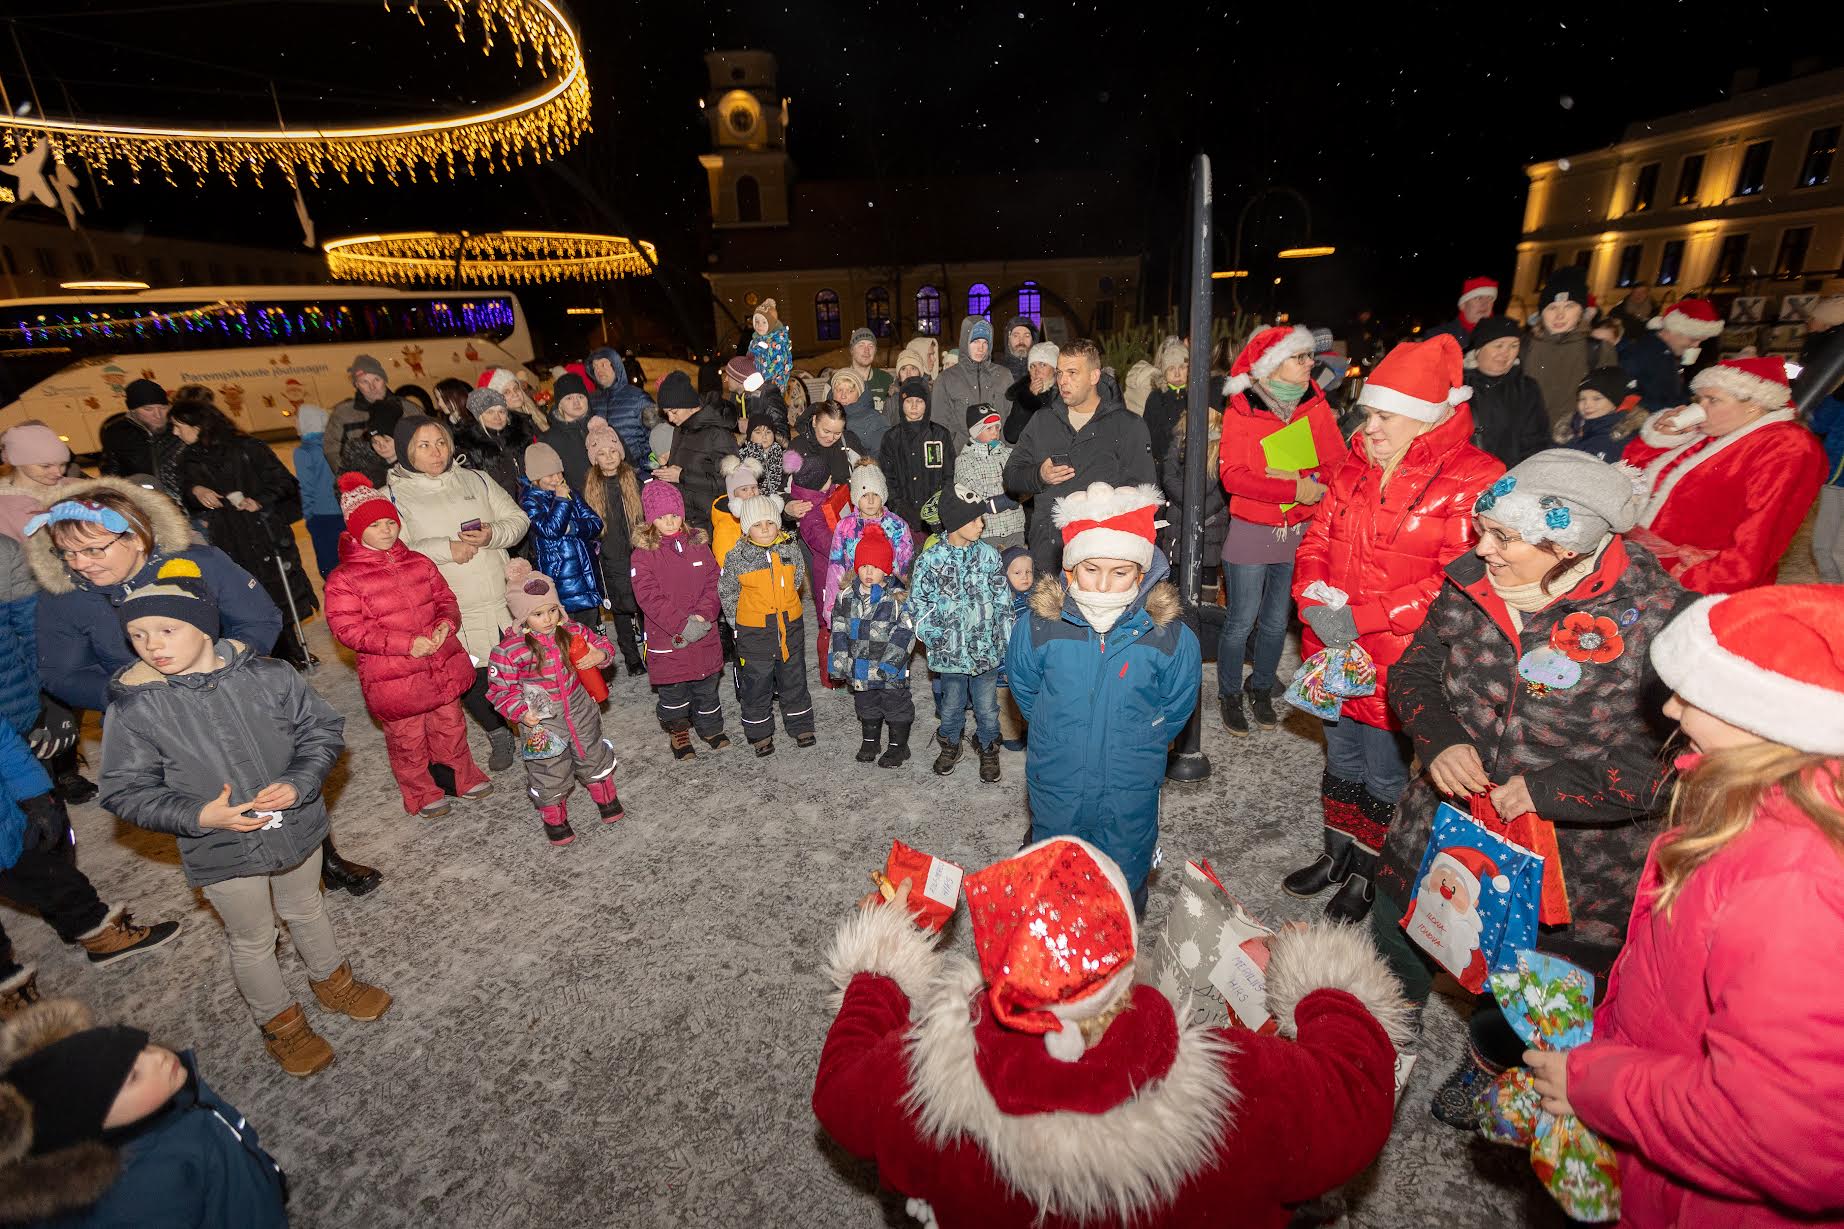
[0,0,590,187]
[323,231,658,285]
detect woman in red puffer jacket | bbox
[322,476,490,817]
[1286,336,1503,923]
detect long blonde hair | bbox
[1653,745,1844,914]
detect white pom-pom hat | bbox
[1647,298,1724,342]
[1355,334,1472,423]
[1053,482,1164,571]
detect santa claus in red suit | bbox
[1399,846,1510,989]
[812,836,1414,1229]
[1622,356,1827,593]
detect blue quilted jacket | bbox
[518,479,606,613]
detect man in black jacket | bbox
[96,380,182,502]
[1003,338,1156,572]
[1464,317,1551,467]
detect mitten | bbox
[1303,602,1360,648]
[676,614,713,645]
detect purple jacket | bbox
[630,525,723,683]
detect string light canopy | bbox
[323,230,658,286]
[0,0,589,187]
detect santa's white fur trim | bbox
[1458,284,1499,306]
[904,957,1236,1222]
[1649,308,1725,341]
[1650,595,1844,755]
[1355,382,1463,423]
[1262,924,1416,1052]
[1225,374,1252,396]
[1051,483,1164,531]
[825,900,943,1013]
[1062,527,1154,570]
[1249,325,1317,382]
[1689,364,1791,410]
[1635,407,1797,527]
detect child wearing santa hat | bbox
[1004,482,1202,912]
[813,835,1415,1227]
[1528,585,1844,1227]
[322,475,491,818]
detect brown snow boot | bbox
[77,906,182,968]
[669,728,696,760]
[262,1003,335,1077]
[309,961,393,1022]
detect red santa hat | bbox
[1648,298,1724,341]
[1432,846,1511,900]
[337,471,399,537]
[1457,276,1499,308]
[1054,482,1163,571]
[1355,335,1472,423]
[964,836,1137,1063]
[476,367,522,396]
[1688,356,1793,410]
[1650,585,1844,755]
[1224,324,1316,395]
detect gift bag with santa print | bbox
[1400,802,1542,993]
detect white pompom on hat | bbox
[1224,325,1316,396]
[1054,482,1164,571]
[1355,335,1471,423]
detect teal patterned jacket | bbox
[908,538,1013,675]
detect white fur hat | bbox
[1053,482,1164,571]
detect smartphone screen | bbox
[460,518,484,534]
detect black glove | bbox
[18,792,70,854]
[27,694,77,761]
[980,494,1020,514]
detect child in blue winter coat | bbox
[827,523,917,767]
[996,545,1033,751]
[1005,483,1201,915]
[909,487,1014,781]
[520,442,605,621]
[292,405,342,579]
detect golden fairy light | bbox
[0,0,589,187]
[323,231,658,285]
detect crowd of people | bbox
[0,275,1841,1226]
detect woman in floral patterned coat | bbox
[1371,450,1685,1128]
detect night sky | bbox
[1,1,1820,352]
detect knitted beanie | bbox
[1472,449,1646,554]
[1467,315,1523,353]
[2,1002,147,1158]
[503,558,560,623]
[393,410,446,464]
[123,379,167,411]
[466,387,508,419]
[1578,366,1638,410]
[849,462,888,505]
[722,454,764,496]
[853,522,895,573]
[1027,340,1061,370]
[898,375,931,404]
[966,402,1003,439]
[338,471,399,537]
[0,422,69,465]
[552,372,589,404]
[115,557,220,637]
[731,493,784,535]
[584,416,623,465]
[657,371,700,411]
[723,356,764,393]
[641,479,685,523]
[649,422,676,462]
[347,353,387,381]
[524,442,565,481]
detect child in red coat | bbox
[814,836,1414,1229]
[322,475,489,817]
[484,560,622,847]
[630,480,730,760]
[1529,586,1844,1228]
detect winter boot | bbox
[588,776,624,823]
[977,740,1001,783]
[1429,1045,1504,1130]
[668,727,697,761]
[1219,690,1249,736]
[878,723,912,768]
[462,780,493,800]
[486,726,516,772]
[319,839,382,896]
[0,965,40,1020]
[539,802,576,847]
[702,730,731,750]
[856,720,883,763]
[54,772,97,806]
[1247,686,1279,730]
[418,799,451,818]
[309,961,393,1022]
[751,736,775,757]
[77,907,182,968]
[261,1003,335,1078]
[931,733,963,777]
[1324,791,1394,923]
[1283,776,1368,898]
[794,730,817,748]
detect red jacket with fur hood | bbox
[812,908,1411,1228]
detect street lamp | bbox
[1277,246,1336,259]
[1230,186,1331,312]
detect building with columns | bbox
[696,50,1141,367]
[1514,67,1842,343]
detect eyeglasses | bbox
[55,531,129,562]
[1473,520,1525,549]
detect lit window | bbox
[1674,154,1704,205]
[1016,280,1041,327]
[1630,163,1660,213]
[1615,244,1643,288]
[1774,227,1812,278]
[915,285,941,336]
[1656,239,1685,286]
[1734,141,1772,197]
[1713,234,1749,283]
[1799,126,1838,188]
[864,286,891,338]
[967,282,991,317]
[814,289,840,342]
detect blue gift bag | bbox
[1400,801,1543,993]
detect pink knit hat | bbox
[1,422,70,466]
[640,479,685,524]
[504,559,560,623]
[584,416,623,466]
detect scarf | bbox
[1070,585,1137,634]
[1488,536,1609,633]
[1252,379,1302,423]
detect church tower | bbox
[698,51,792,229]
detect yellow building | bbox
[1514,68,1843,325]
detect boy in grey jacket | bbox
[98,560,392,1077]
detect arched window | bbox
[735,175,761,223]
[915,285,942,336]
[1016,280,1042,328]
[967,282,991,318]
[815,288,841,342]
[864,286,891,338]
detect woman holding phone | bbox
[387,413,531,770]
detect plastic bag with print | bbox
[1136,860,1278,1034]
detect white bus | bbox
[0,285,537,453]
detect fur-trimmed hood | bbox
[0,999,123,1223]
[23,475,195,596]
[630,522,709,553]
[1026,569,1181,628]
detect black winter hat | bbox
[1578,365,1638,409]
[365,396,405,442]
[552,372,589,403]
[123,379,168,410]
[392,410,448,465]
[5,1019,149,1156]
[965,402,1003,435]
[899,376,930,403]
[1539,265,1590,312]
[115,558,221,638]
[657,370,700,411]
[937,483,986,537]
[744,410,783,440]
[1467,315,1522,352]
